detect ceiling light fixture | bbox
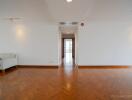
[66,0,72,3]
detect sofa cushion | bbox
[0,53,16,60]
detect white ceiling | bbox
[0,0,132,22]
[0,0,132,33]
[44,0,132,22]
[45,0,96,22]
[44,0,95,33]
[45,0,132,33]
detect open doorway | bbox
[59,22,78,68]
[61,35,75,67]
[64,39,73,65]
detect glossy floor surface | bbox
[0,64,132,100]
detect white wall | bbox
[0,21,59,65]
[78,22,132,65]
[78,0,132,65]
[1,0,132,66]
[0,0,59,65]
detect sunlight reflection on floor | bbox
[63,53,73,76]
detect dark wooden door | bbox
[62,38,64,59]
[72,38,75,59]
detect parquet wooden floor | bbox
[0,66,132,100]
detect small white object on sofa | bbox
[0,53,17,72]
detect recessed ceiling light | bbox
[66,0,72,3]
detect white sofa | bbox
[0,53,17,73]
